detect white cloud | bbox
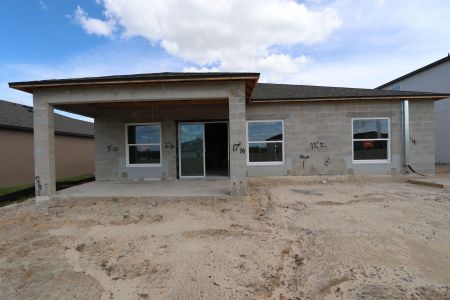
[39,0,47,11]
[374,0,386,7]
[74,0,341,78]
[74,6,115,36]
[184,53,311,83]
[289,53,440,88]
[72,0,449,87]
[5,0,450,122]
[6,0,448,120]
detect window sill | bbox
[247,162,285,166]
[352,160,391,164]
[126,163,162,168]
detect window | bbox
[126,123,161,166]
[352,118,390,163]
[247,120,284,165]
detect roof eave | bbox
[9,74,261,99]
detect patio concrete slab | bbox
[54,180,233,200]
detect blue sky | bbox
[1,0,449,121]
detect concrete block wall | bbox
[95,98,436,180]
[228,82,247,195]
[95,103,229,180]
[409,100,435,175]
[246,99,435,176]
[33,100,56,197]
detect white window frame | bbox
[352,117,391,164]
[246,120,285,166]
[125,122,162,167]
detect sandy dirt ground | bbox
[0,180,449,300]
[436,164,450,179]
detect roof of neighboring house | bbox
[251,83,448,102]
[377,55,450,89]
[0,100,94,137]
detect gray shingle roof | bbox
[252,83,446,101]
[9,72,449,103]
[9,72,260,86]
[0,100,94,137]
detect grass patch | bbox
[0,184,34,196]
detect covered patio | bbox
[9,73,259,199]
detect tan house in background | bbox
[0,100,94,189]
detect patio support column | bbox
[228,83,247,196]
[161,119,177,180]
[33,100,56,200]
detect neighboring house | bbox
[8,73,449,197]
[0,100,94,188]
[378,55,450,164]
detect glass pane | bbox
[249,142,283,163]
[129,145,160,164]
[248,121,283,142]
[353,119,388,139]
[180,124,204,176]
[128,124,160,144]
[353,140,388,161]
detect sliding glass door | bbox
[179,123,205,177]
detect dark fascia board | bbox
[0,124,94,138]
[8,72,261,93]
[377,55,450,89]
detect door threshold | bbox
[179,176,229,181]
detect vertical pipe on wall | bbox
[402,99,410,166]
